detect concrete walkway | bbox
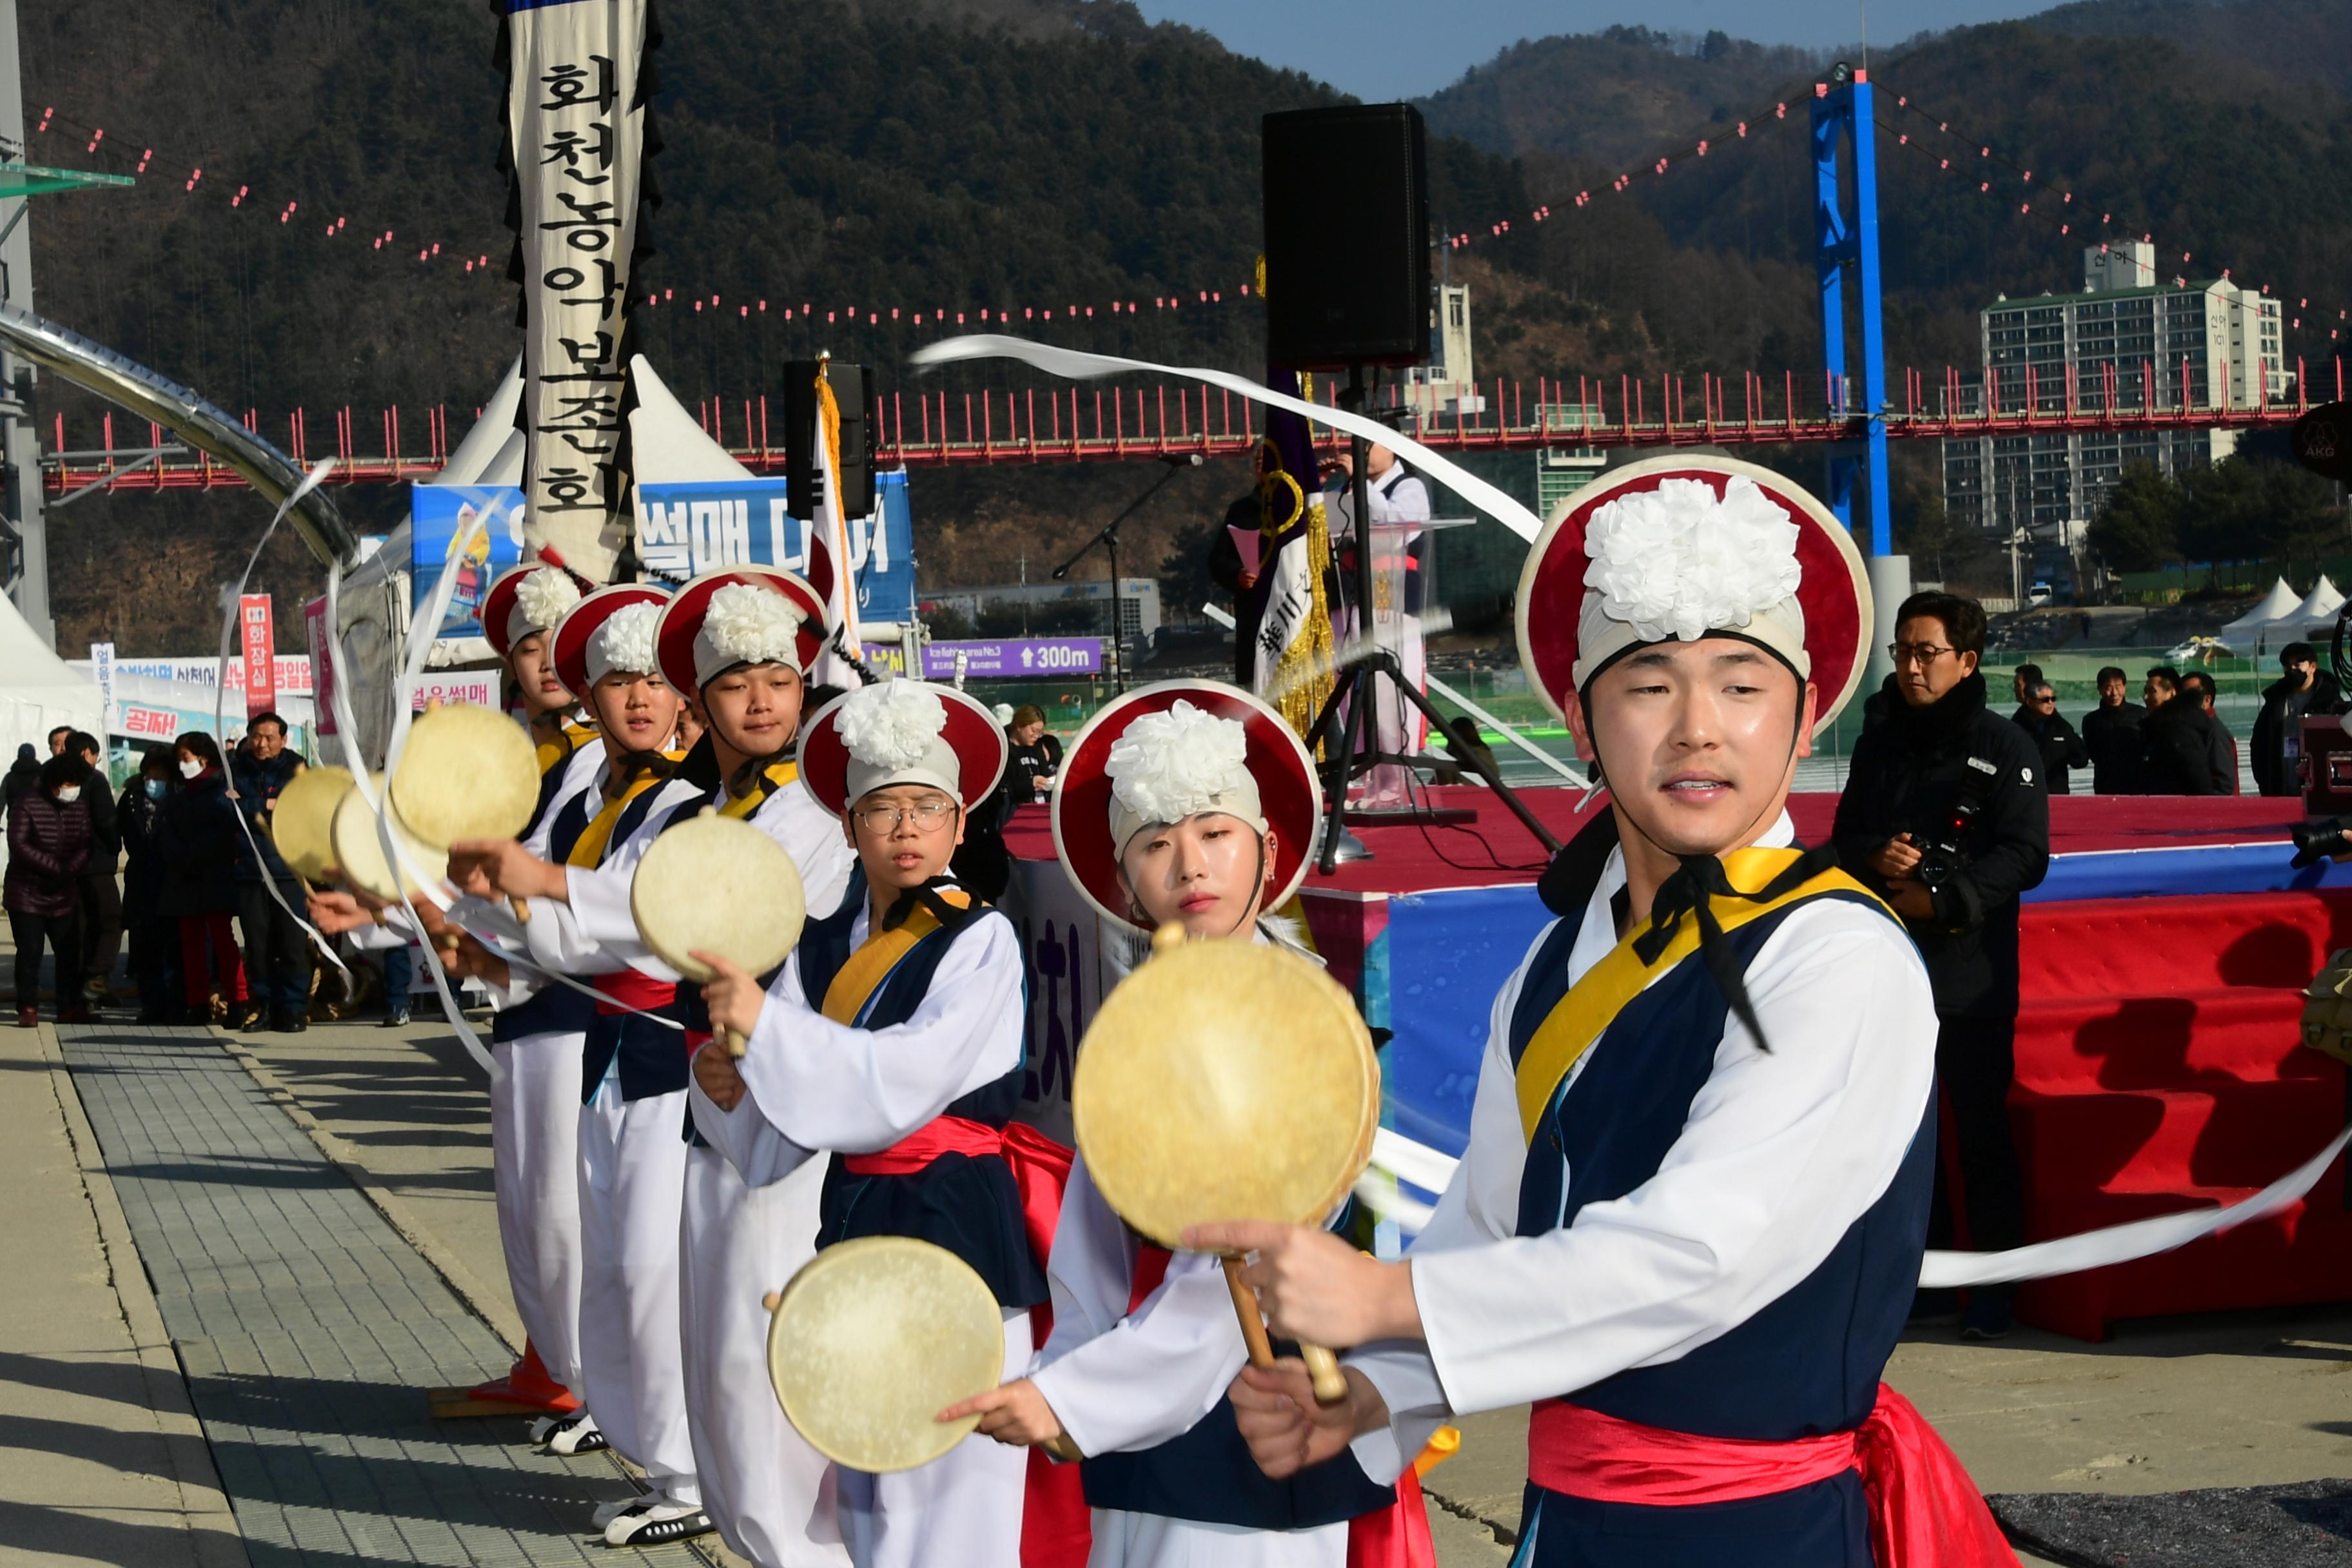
[51,1018,710,1567]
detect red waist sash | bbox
[845,1117,1089,1568]
[1528,1386,2015,1568]
[591,968,678,1016]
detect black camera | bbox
[2291,816,2352,869]
[1914,797,1979,894]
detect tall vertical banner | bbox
[809,363,865,689]
[1252,366,1336,740]
[239,594,277,720]
[502,0,656,583]
[88,641,115,736]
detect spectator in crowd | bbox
[2253,642,2341,798]
[2081,665,2145,794]
[2015,681,2088,794]
[1429,714,1499,786]
[228,712,311,1033]
[1833,591,2050,1340]
[66,731,121,1004]
[3,741,38,812]
[1003,703,1063,805]
[45,725,70,757]
[155,732,248,1026]
[2009,662,2044,725]
[6,755,95,1026]
[2139,670,2219,795]
[2177,671,2240,794]
[118,749,179,1023]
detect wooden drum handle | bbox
[1298,1344,1349,1407]
[1220,1255,1349,1406]
[724,1025,749,1059]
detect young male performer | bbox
[1190,460,2017,1567]
[691,680,1052,1568]
[446,583,720,1545]
[941,680,1421,1568]
[473,562,603,1418]
[649,568,858,1567]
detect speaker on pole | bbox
[1261,104,1432,370]
[783,360,879,519]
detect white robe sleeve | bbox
[1027,1157,1249,1458]
[1349,899,1936,1483]
[725,910,1027,1185]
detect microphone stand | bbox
[1052,455,1199,696]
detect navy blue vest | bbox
[1507,893,1935,1445]
[491,781,602,1043]
[577,780,700,1101]
[798,886,1046,1309]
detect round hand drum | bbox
[330,775,447,903]
[629,811,806,1055]
[1073,933,1379,1400]
[270,767,355,885]
[766,1237,1006,1473]
[389,703,541,847]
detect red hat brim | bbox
[482,562,591,660]
[1514,455,1871,734]
[551,584,672,700]
[654,567,830,693]
[798,683,1010,819]
[1051,680,1320,934]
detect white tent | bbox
[2220,578,2302,640]
[2285,574,2347,634]
[630,355,755,482]
[0,589,103,766]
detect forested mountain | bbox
[18,0,2352,650]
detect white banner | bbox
[505,0,651,583]
[998,855,1137,1148]
[88,642,114,736]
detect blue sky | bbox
[1130,1,2058,100]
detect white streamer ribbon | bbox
[209,459,351,980]
[1355,1119,2352,1289]
[906,335,1546,544]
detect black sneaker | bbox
[228,1004,267,1031]
[382,1008,411,1028]
[602,1499,714,1545]
[271,1011,308,1034]
[537,1409,607,1455]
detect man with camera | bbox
[1833,591,2050,1339]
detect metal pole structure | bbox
[1813,64,1903,689]
[0,0,47,645]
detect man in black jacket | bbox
[228,714,311,1032]
[2251,642,2342,798]
[2079,665,2144,794]
[1834,591,2050,1340]
[2139,669,2230,794]
[2015,681,2088,794]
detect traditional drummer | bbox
[691,679,1056,1568]
[941,680,1420,1568]
[1191,458,2017,1567]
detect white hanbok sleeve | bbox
[1350,901,1936,1483]
[1027,1157,1248,1457]
[725,911,1026,1182]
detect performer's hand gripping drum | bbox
[763,1237,1009,1473]
[269,766,355,888]
[391,702,545,923]
[1073,923,1380,1404]
[627,810,806,1056]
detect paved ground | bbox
[50,1017,710,1567]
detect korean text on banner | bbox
[503,0,653,582]
[239,595,277,719]
[89,642,115,734]
[634,470,917,625]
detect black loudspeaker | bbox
[783,360,879,518]
[1262,104,1432,370]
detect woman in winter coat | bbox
[118,747,181,1022]
[7,754,94,1026]
[154,732,248,1023]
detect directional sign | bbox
[857,638,1105,681]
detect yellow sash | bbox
[821,888,972,1026]
[721,760,799,821]
[535,719,598,777]
[1513,847,1891,1142]
[564,762,676,870]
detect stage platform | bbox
[999,786,2352,1340]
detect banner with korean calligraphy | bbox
[634,470,917,625]
[501,0,655,583]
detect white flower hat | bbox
[798,680,1009,819]
[1051,680,1320,934]
[551,583,673,696]
[482,562,590,658]
[1514,455,1872,734]
[653,566,828,692]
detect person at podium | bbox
[1324,440,1429,808]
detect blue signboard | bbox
[636,471,917,625]
[411,485,527,639]
[868,638,1105,680]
